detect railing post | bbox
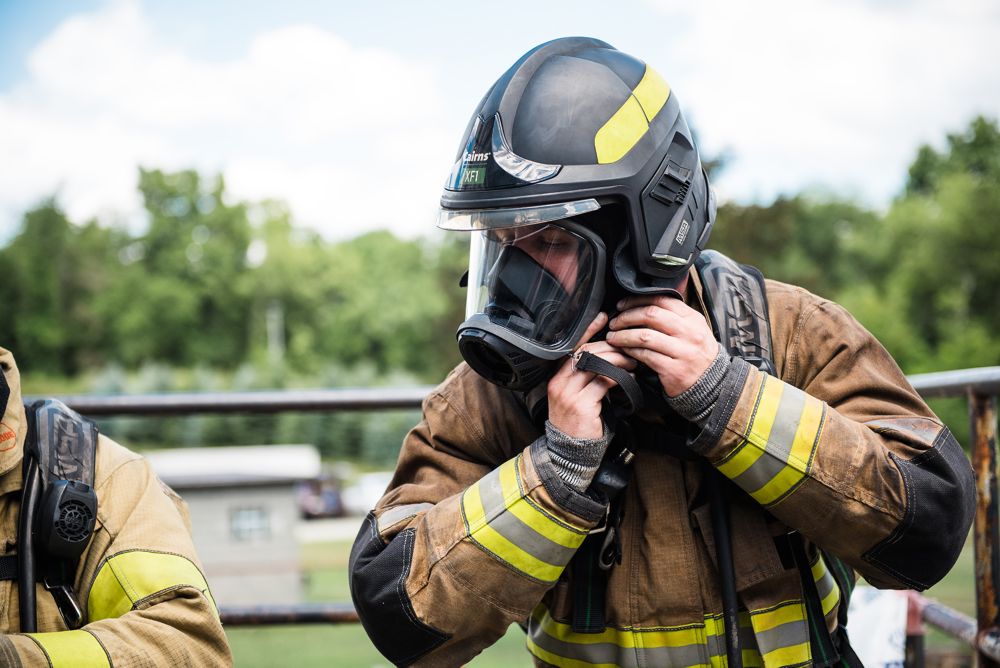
[972,392,1000,667]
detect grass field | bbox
[225,537,978,667]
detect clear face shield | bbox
[440,200,607,390]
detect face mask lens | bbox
[467,223,597,347]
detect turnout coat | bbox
[0,347,232,667]
[350,275,975,668]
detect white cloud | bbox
[2,0,997,241]
[0,0,453,239]
[643,0,1000,205]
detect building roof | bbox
[144,445,321,490]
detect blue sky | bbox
[1,0,998,240]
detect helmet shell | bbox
[441,37,716,291]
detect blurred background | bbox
[1,0,998,665]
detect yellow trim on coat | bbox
[88,550,218,622]
[27,630,109,668]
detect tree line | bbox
[3,116,997,461]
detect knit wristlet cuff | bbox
[665,343,731,426]
[544,420,613,492]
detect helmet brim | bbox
[436,198,601,231]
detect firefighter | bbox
[350,37,975,667]
[0,346,232,666]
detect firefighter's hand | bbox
[606,295,718,397]
[547,312,637,440]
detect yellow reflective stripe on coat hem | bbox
[811,553,841,617]
[89,550,218,622]
[26,630,110,668]
[527,604,775,667]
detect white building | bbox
[144,445,321,607]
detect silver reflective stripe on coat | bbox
[376,503,434,536]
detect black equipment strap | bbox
[695,250,776,376]
[571,428,635,634]
[790,535,836,665]
[572,350,644,419]
[698,252,860,663]
[19,399,99,631]
[26,399,99,490]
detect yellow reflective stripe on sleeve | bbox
[467,521,565,582]
[27,630,109,668]
[748,599,806,632]
[460,455,585,583]
[717,378,783,479]
[595,96,648,164]
[719,375,826,507]
[632,66,670,121]
[89,550,218,622]
[748,390,825,506]
[461,477,489,530]
[506,496,587,549]
[500,457,586,548]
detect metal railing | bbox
[908,367,1000,665]
[40,366,1000,664]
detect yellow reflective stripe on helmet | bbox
[88,550,218,622]
[719,376,826,507]
[633,66,670,121]
[461,456,586,583]
[594,66,672,164]
[595,96,648,164]
[26,630,109,668]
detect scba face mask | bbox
[450,215,606,391]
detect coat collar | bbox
[0,347,28,494]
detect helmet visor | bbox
[438,198,601,231]
[466,222,600,349]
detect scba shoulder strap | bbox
[695,250,776,376]
[697,251,861,666]
[7,399,100,631]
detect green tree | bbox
[313,231,459,379]
[710,196,878,299]
[843,116,1000,373]
[98,169,254,368]
[0,201,122,374]
[906,116,1000,195]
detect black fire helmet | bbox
[437,36,716,294]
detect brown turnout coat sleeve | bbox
[691,281,974,591]
[349,364,607,667]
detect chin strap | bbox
[571,350,644,418]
